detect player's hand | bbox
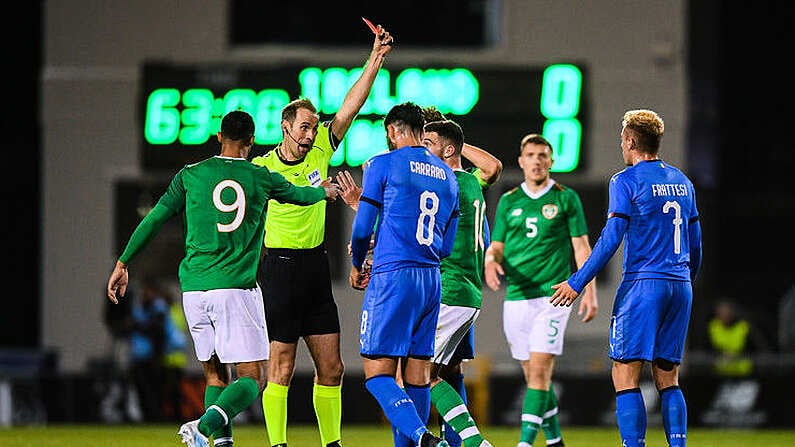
[550,281,579,307]
[336,170,362,211]
[321,177,341,201]
[578,287,599,322]
[349,264,371,290]
[107,260,129,304]
[484,259,504,291]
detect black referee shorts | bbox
[259,245,341,343]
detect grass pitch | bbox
[0,424,793,446]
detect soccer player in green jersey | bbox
[421,119,502,447]
[106,111,340,447]
[250,22,394,447]
[484,133,598,447]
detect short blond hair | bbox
[622,109,664,154]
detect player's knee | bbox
[652,359,680,390]
[653,358,676,372]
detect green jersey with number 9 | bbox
[118,156,325,292]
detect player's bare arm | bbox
[484,241,506,291]
[462,142,503,185]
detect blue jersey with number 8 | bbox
[353,146,459,273]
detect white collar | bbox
[520,179,556,199]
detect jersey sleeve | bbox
[358,156,386,207]
[350,200,379,268]
[320,120,340,152]
[440,207,459,259]
[350,157,385,267]
[119,170,186,264]
[687,181,702,281]
[490,193,509,243]
[468,167,490,189]
[567,176,631,292]
[607,172,633,217]
[267,170,326,205]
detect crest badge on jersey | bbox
[542,204,559,219]
[307,169,322,186]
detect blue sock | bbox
[660,386,687,447]
[405,383,431,424]
[616,388,646,447]
[392,422,413,447]
[405,383,431,447]
[365,375,426,444]
[441,374,466,447]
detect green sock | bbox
[313,383,342,446]
[204,385,233,445]
[431,380,484,447]
[541,384,563,444]
[520,388,548,445]
[199,377,259,441]
[262,382,289,446]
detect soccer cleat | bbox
[479,441,493,447]
[517,443,532,447]
[178,419,209,447]
[326,441,342,447]
[418,431,450,447]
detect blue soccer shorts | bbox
[609,278,692,363]
[360,265,441,358]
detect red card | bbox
[361,17,379,35]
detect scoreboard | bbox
[141,62,587,172]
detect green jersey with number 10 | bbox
[441,169,489,308]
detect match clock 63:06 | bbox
[141,62,587,172]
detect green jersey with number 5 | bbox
[490,180,588,301]
[118,156,325,292]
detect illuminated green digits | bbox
[143,64,585,171]
[254,90,290,145]
[543,119,582,172]
[331,119,386,167]
[145,88,181,144]
[540,64,583,172]
[541,64,582,118]
[180,89,214,145]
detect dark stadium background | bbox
[4,4,794,428]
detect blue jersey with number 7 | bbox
[609,160,699,281]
